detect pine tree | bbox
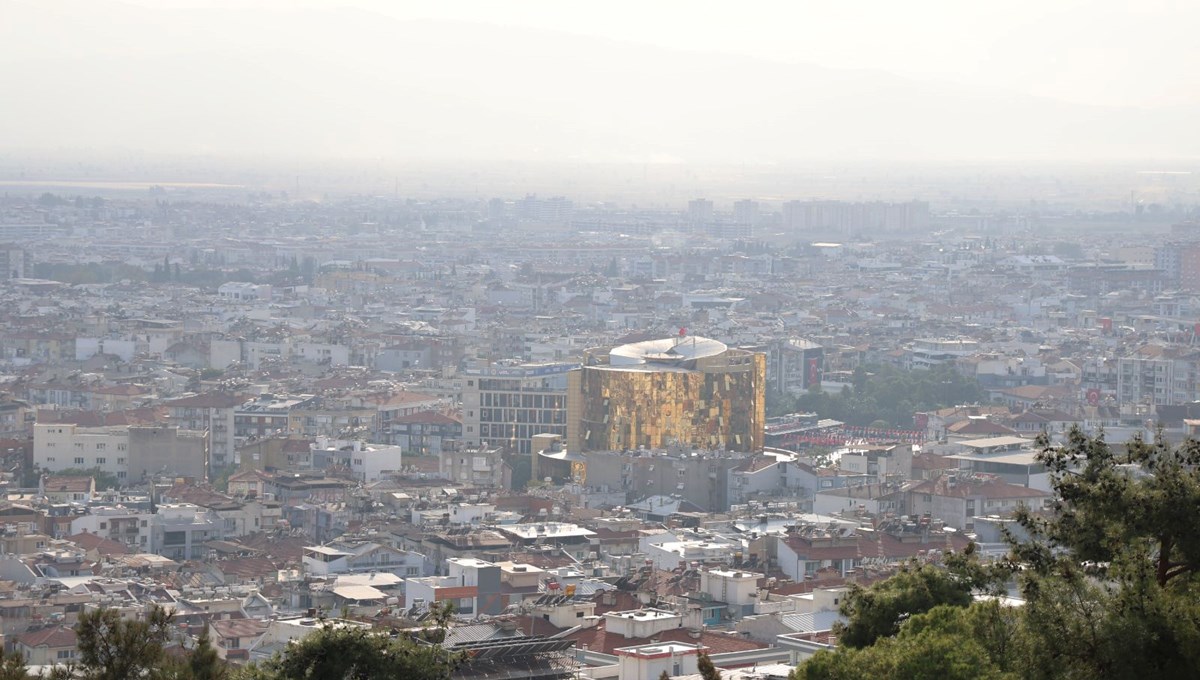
[0,646,29,680]
[189,626,227,680]
[73,606,175,680]
[697,652,722,680]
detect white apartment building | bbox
[349,444,403,484]
[460,362,572,454]
[34,423,208,485]
[1117,345,1200,406]
[34,423,129,481]
[616,642,706,680]
[70,506,154,552]
[700,568,763,618]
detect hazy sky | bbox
[2,0,1197,164]
[123,0,1200,109]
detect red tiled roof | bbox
[391,410,461,425]
[947,420,1018,435]
[782,530,974,561]
[228,469,274,483]
[18,626,76,649]
[911,453,959,471]
[908,478,1052,500]
[590,590,640,616]
[165,483,233,508]
[215,557,279,580]
[211,618,269,640]
[67,532,130,555]
[37,409,105,426]
[509,615,569,637]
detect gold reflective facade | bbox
[568,346,765,452]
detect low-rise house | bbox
[301,541,428,579]
[15,625,77,666]
[41,475,96,504]
[906,474,1053,531]
[209,617,271,663]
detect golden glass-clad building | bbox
[567,336,765,452]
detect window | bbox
[57,651,73,660]
[100,522,107,530]
[117,472,126,479]
[117,458,125,464]
[95,443,106,450]
[96,457,106,465]
[117,444,126,451]
[74,457,84,465]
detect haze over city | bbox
[0,2,1199,679]
[3,0,1200,172]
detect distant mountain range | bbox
[0,1,1195,163]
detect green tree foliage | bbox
[189,626,228,680]
[793,429,1200,679]
[235,622,456,680]
[797,603,1020,680]
[697,652,722,680]
[0,646,30,680]
[1015,429,1200,587]
[73,606,177,680]
[658,671,671,680]
[1007,429,1200,678]
[834,562,977,649]
[51,468,119,491]
[770,364,982,427]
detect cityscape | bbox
[1,1,1200,679]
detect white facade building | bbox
[34,423,129,481]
